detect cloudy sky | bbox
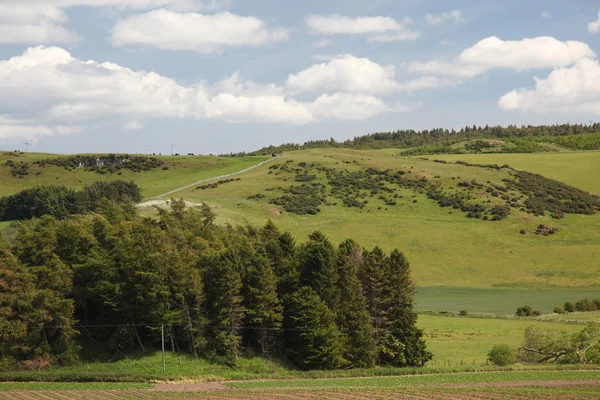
[0,0,599,154]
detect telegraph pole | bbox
[171,144,173,156]
[25,143,29,152]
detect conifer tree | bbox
[205,249,245,363]
[284,286,346,370]
[385,249,432,367]
[298,231,339,310]
[243,252,283,356]
[335,240,377,368]
[360,247,389,339]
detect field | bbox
[2,373,600,399]
[0,151,269,199]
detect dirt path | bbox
[143,156,278,202]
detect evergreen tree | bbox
[205,249,245,363]
[298,231,339,310]
[284,286,346,370]
[335,240,377,368]
[360,247,389,340]
[385,249,432,367]
[243,252,283,356]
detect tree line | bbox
[0,181,142,221]
[229,123,600,156]
[0,201,431,371]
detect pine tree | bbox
[205,249,245,363]
[243,252,283,356]
[284,286,346,370]
[385,249,432,367]
[298,231,339,310]
[360,247,389,340]
[335,240,376,368]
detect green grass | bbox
[170,148,600,290]
[418,314,583,365]
[0,382,150,390]
[225,370,600,388]
[415,287,600,314]
[431,151,600,195]
[0,152,269,199]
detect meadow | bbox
[0,151,269,199]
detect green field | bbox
[0,151,269,199]
[432,151,600,195]
[415,287,600,314]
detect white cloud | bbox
[498,58,600,115]
[111,10,289,52]
[541,11,552,19]
[0,0,229,44]
[305,14,419,42]
[0,46,407,140]
[408,36,595,78]
[425,10,465,25]
[286,55,401,94]
[124,120,144,131]
[589,12,600,33]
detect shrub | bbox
[488,344,516,366]
[516,305,533,317]
[553,306,565,314]
[459,310,468,316]
[532,310,542,317]
[564,302,575,313]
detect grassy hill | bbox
[166,148,600,291]
[0,151,269,199]
[2,148,600,309]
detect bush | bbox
[553,306,565,314]
[488,344,516,366]
[564,301,575,313]
[532,310,542,317]
[516,305,533,317]
[459,310,468,316]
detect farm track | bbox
[2,381,600,400]
[144,156,278,201]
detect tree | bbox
[243,252,283,356]
[360,247,388,339]
[335,240,376,368]
[384,250,432,367]
[205,249,245,363]
[297,232,339,310]
[517,325,572,363]
[488,344,516,366]
[284,286,346,370]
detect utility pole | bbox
[25,143,29,152]
[171,144,173,156]
[161,324,166,373]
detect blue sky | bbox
[0,0,599,154]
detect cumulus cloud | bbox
[286,55,401,94]
[111,10,289,52]
[124,120,144,131]
[541,11,552,19]
[408,36,595,78]
[589,12,600,33]
[305,14,419,42]
[0,46,410,139]
[425,10,464,25]
[498,58,600,115]
[0,0,230,44]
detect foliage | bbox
[0,203,428,371]
[487,344,516,366]
[0,180,142,221]
[33,154,163,174]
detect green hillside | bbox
[0,151,269,199]
[170,148,600,290]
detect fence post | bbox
[162,324,166,374]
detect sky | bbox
[0,0,599,155]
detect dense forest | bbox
[233,123,600,156]
[0,201,430,371]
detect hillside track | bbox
[3,381,599,400]
[145,156,278,201]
